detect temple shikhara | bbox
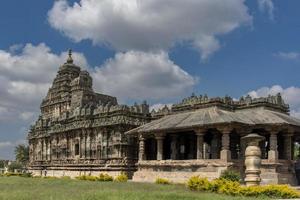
[28,51,300,185]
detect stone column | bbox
[43,139,47,160]
[284,134,292,160]
[80,130,85,159]
[86,130,91,159]
[156,134,165,161]
[268,131,278,162]
[188,135,195,159]
[138,135,145,161]
[221,129,231,161]
[195,130,205,159]
[170,134,177,160]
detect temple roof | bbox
[126,106,300,134]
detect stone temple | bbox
[28,51,300,185]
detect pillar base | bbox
[220,150,231,161]
[268,150,278,162]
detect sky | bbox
[0,0,300,159]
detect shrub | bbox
[85,175,98,181]
[75,175,87,180]
[239,185,300,199]
[155,178,171,185]
[20,173,32,178]
[187,176,300,199]
[114,173,128,182]
[219,170,241,182]
[3,172,21,177]
[187,176,210,191]
[98,173,113,182]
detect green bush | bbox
[20,173,32,178]
[114,173,128,182]
[219,170,240,182]
[186,176,300,199]
[155,178,171,185]
[98,173,113,182]
[75,175,87,180]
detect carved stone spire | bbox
[67,49,73,64]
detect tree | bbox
[14,144,29,166]
[0,160,5,168]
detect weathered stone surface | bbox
[27,51,151,176]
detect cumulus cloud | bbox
[248,85,300,118]
[0,140,26,159]
[92,51,197,101]
[275,52,300,61]
[0,43,197,158]
[48,0,252,60]
[0,43,88,122]
[257,0,274,20]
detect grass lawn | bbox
[0,177,268,200]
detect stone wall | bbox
[132,160,231,183]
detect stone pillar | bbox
[86,130,91,159]
[268,131,278,162]
[195,130,205,159]
[80,130,85,159]
[242,133,265,186]
[221,130,231,161]
[188,135,195,159]
[138,135,145,161]
[156,134,165,161]
[170,135,177,160]
[43,139,47,160]
[284,134,292,160]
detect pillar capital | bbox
[218,127,233,134]
[194,128,206,136]
[155,132,166,140]
[138,133,145,141]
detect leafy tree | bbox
[14,144,29,166]
[8,161,22,172]
[0,160,5,168]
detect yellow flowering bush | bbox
[114,173,128,182]
[98,173,113,182]
[155,178,171,185]
[187,176,300,199]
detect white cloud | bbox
[92,51,197,101]
[48,0,252,60]
[257,0,274,20]
[0,141,14,149]
[248,85,300,118]
[275,52,300,61]
[0,43,88,125]
[0,43,196,159]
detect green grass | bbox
[0,177,268,200]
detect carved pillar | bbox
[284,133,293,160]
[268,131,278,162]
[80,130,85,159]
[156,134,165,160]
[170,134,177,160]
[138,134,145,161]
[195,130,205,159]
[43,139,47,160]
[86,129,91,159]
[221,129,231,161]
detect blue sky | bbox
[1,0,300,159]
